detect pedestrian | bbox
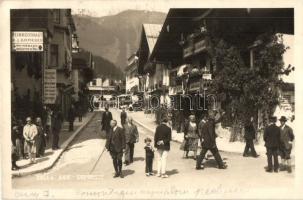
[13,119,25,159]
[45,107,52,143]
[105,120,126,178]
[196,111,227,170]
[68,105,76,132]
[263,116,281,173]
[154,117,172,178]
[197,114,209,160]
[279,116,294,173]
[180,115,199,160]
[52,109,63,150]
[35,117,47,157]
[144,137,155,176]
[23,117,38,164]
[123,117,139,165]
[243,116,259,158]
[16,119,26,159]
[11,125,20,170]
[120,107,127,127]
[101,106,113,135]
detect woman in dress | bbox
[180,115,199,159]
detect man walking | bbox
[68,105,76,132]
[101,106,113,136]
[154,117,172,178]
[264,116,281,173]
[243,116,259,158]
[196,111,227,170]
[120,107,127,127]
[279,116,294,173]
[52,109,63,150]
[23,117,38,164]
[123,117,139,165]
[105,120,126,178]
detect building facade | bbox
[11,9,78,120]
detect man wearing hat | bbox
[263,116,281,172]
[279,116,294,173]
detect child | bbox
[144,137,154,176]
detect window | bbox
[50,44,58,67]
[53,9,60,24]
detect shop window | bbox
[50,44,58,67]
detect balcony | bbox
[183,38,208,58]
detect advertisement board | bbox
[12,31,43,51]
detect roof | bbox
[142,24,162,54]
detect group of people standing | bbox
[264,116,294,173]
[11,106,63,170]
[180,110,228,170]
[101,106,173,178]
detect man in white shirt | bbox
[23,117,38,164]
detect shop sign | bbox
[44,69,56,104]
[189,81,200,91]
[194,39,207,54]
[202,73,212,80]
[12,31,43,51]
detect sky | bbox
[71,0,175,17]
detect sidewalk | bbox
[118,109,268,156]
[12,112,96,177]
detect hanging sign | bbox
[44,69,57,104]
[12,31,43,51]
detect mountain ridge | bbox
[73,9,167,71]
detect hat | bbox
[144,137,152,143]
[269,116,277,122]
[279,116,287,122]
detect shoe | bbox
[149,172,154,176]
[274,169,279,173]
[146,173,150,176]
[243,154,249,157]
[120,173,124,178]
[280,165,286,171]
[113,173,119,178]
[219,165,227,169]
[266,168,273,173]
[161,174,168,178]
[287,167,292,173]
[253,154,260,158]
[156,173,161,177]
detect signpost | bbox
[12,31,43,52]
[44,69,57,104]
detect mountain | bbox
[92,53,124,80]
[73,10,167,70]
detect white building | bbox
[125,53,139,93]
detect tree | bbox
[208,33,293,140]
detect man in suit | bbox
[243,116,259,158]
[101,106,113,136]
[196,111,227,170]
[279,116,294,173]
[264,116,281,173]
[120,107,127,127]
[105,120,126,178]
[123,117,139,165]
[154,117,172,178]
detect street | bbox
[12,109,295,197]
